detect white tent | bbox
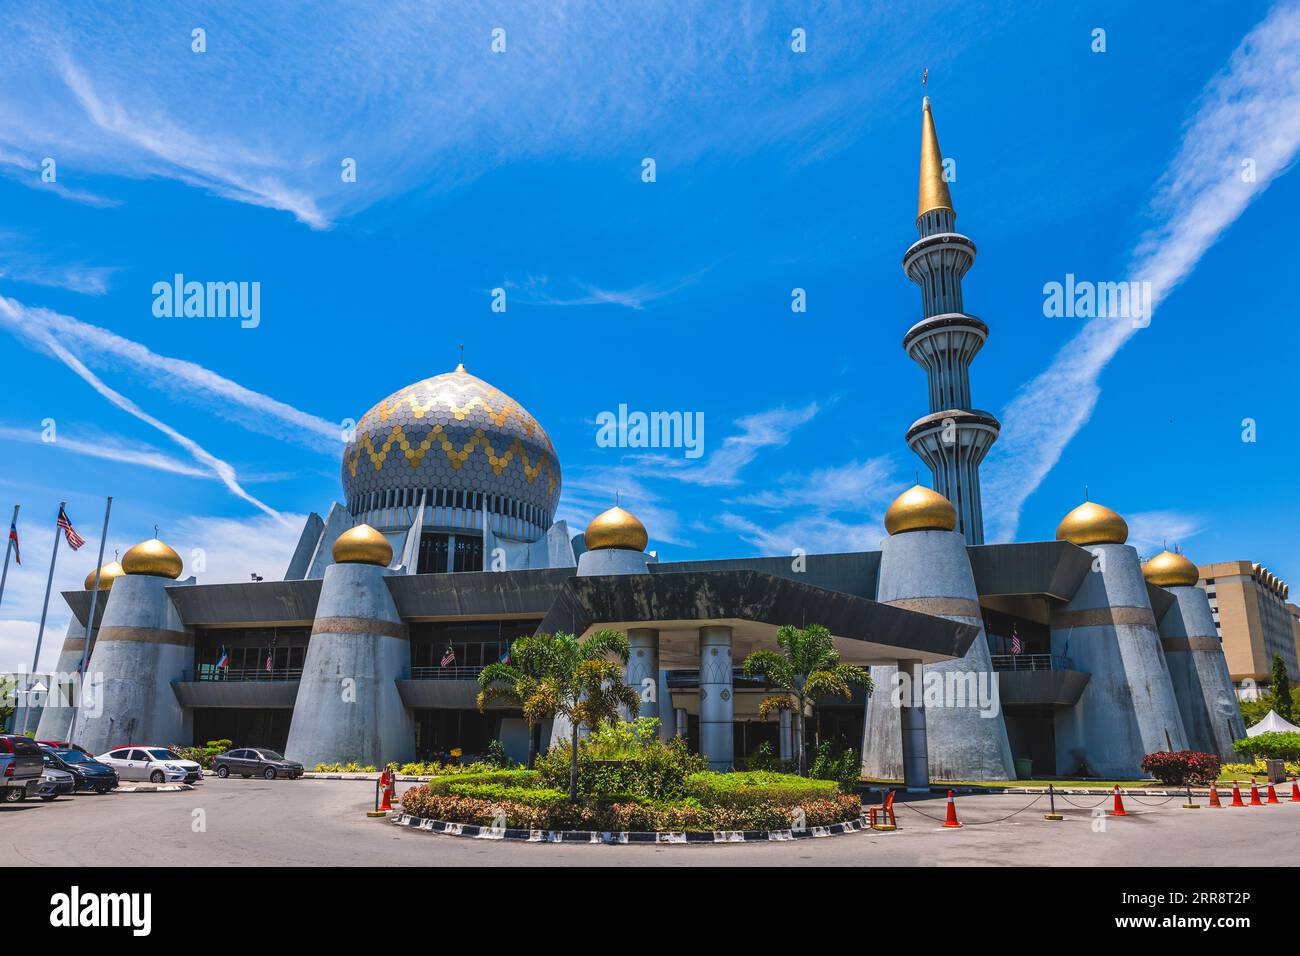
[1246,709,1300,737]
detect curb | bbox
[302,772,434,782]
[114,784,196,793]
[387,811,871,844]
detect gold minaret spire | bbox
[917,89,954,221]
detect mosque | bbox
[43,97,1245,785]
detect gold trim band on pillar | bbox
[311,616,407,639]
[1050,606,1156,629]
[95,626,194,647]
[885,597,983,620]
[1161,636,1222,653]
[60,638,86,653]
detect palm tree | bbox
[741,623,872,776]
[477,630,639,799]
[476,634,567,768]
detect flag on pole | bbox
[1010,625,1023,656]
[7,517,18,565]
[216,646,230,669]
[441,645,456,667]
[56,506,85,550]
[498,646,512,666]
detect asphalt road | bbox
[4,778,1298,866]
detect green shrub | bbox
[745,741,797,774]
[445,782,568,806]
[171,739,232,770]
[808,739,861,792]
[425,769,540,794]
[1141,751,1221,785]
[683,770,839,807]
[484,739,513,769]
[1234,732,1300,762]
[534,722,705,800]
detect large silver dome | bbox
[342,364,560,539]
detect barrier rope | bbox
[1125,792,1180,807]
[898,792,1044,825]
[1056,792,1112,809]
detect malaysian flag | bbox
[56,506,86,550]
[7,517,19,565]
[1010,626,1023,656]
[440,645,456,668]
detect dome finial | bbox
[456,343,465,373]
[918,91,954,221]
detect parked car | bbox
[96,746,202,784]
[40,746,118,794]
[38,740,90,755]
[212,748,304,780]
[36,766,76,801]
[1,734,43,803]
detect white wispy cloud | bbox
[733,455,898,512]
[506,272,704,311]
[982,0,1300,542]
[0,148,121,208]
[0,297,284,520]
[0,425,211,479]
[635,403,820,487]
[0,295,341,453]
[557,467,687,548]
[1126,510,1204,559]
[716,511,884,556]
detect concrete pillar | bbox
[35,620,89,741]
[285,560,415,767]
[674,707,688,740]
[1051,544,1189,777]
[698,625,734,770]
[624,628,660,727]
[71,573,193,755]
[778,709,793,761]
[898,660,930,793]
[862,526,1015,782]
[1159,585,1246,761]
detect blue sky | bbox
[2,1,1298,672]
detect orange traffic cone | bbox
[1208,783,1222,808]
[942,790,963,828]
[1266,782,1280,804]
[1112,785,1128,816]
[1231,781,1245,807]
[378,780,394,812]
[1290,778,1299,803]
[1250,780,1263,806]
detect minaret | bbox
[902,95,999,544]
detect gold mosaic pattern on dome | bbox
[346,424,558,496]
[359,379,553,453]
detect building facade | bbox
[46,95,1248,782]
[1196,560,1296,695]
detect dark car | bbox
[212,748,304,780]
[40,746,118,794]
[1,735,43,803]
[36,767,76,800]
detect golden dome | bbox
[332,524,392,566]
[585,506,648,552]
[83,560,124,591]
[884,485,957,535]
[1056,501,1128,546]
[1142,550,1200,588]
[121,539,183,579]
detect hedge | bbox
[1233,732,1300,762]
[425,769,540,795]
[683,771,840,808]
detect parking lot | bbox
[4,777,1299,867]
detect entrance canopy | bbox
[539,569,978,668]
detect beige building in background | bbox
[1196,561,1296,697]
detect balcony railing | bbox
[990,654,1074,672]
[183,667,303,682]
[406,665,488,681]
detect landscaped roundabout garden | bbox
[397,719,864,834]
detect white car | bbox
[96,746,202,784]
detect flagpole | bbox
[0,504,17,613]
[23,501,65,733]
[69,496,112,736]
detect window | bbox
[128,750,149,761]
[109,749,131,761]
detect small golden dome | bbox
[121,539,183,579]
[332,524,392,566]
[585,506,648,552]
[884,485,957,535]
[84,560,125,591]
[1056,501,1128,546]
[1142,550,1199,588]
